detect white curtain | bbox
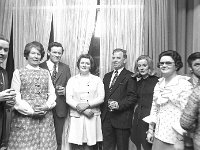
[12,0,53,69]
[0,0,13,67]
[53,0,97,76]
[100,0,144,78]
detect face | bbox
[79,58,91,75]
[137,59,149,77]
[112,51,126,70]
[48,46,63,63]
[190,58,200,78]
[0,40,9,64]
[27,47,41,67]
[159,56,176,77]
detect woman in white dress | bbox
[65,54,105,150]
[145,50,192,150]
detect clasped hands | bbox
[32,104,48,118]
[76,103,94,118]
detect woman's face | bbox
[137,59,149,77]
[79,58,91,75]
[159,56,176,77]
[27,47,41,67]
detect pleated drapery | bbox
[12,0,53,69]
[100,0,144,78]
[53,0,97,76]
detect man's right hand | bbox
[0,89,16,102]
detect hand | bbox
[56,85,65,96]
[108,101,119,110]
[32,109,47,118]
[146,130,154,144]
[6,98,16,107]
[76,103,89,113]
[34,104,49,111]
[0,89,16,102]
[83,109,94,118]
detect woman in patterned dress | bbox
[145,50,193,150]
[8,41,57,150]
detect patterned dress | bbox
[8,68,57,150]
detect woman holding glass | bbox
[131,55,158,150]
[8,41,57,150]
[65,54,105,150]
[145,50,192,150]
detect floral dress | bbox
[8,68,57,150]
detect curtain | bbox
[53,0,97,76]
[12,0,53,69]
[144,0,200,75]
[0,0,13,68]
[100,0,144,78]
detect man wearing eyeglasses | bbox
[0,35,16,149]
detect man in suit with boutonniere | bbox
[40,42,71,150]
[101,48,137,150]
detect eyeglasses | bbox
[159,61,175,66]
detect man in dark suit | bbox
[0,35,16,148]
[101,48,137,150]
[40,42,71,150]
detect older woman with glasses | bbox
[145,50,192,150]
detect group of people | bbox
[0,33,200,150]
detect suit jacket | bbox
[0,67,9,142]
[40,61,71,117]
[101,68,137,129]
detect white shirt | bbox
[109,67,124,87]
[12,64,56,115]
[46,60,58,76]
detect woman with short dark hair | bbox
[145,50,192,150]
[8,41,57,150]
[66,54,105,150]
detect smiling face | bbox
[48,46,63,64]
[112,51,126,70]
[27,47,41,67]
[159,56,176,78]
[137,59,149,78]
[190,58,200,78]
[79,58,91,75]
[0,39,9,64]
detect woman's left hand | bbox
[34,104,49,111]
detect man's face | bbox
[112,51,126,70]
[0,39,9,64]
[191,58,200,78]
[48,46,63,63]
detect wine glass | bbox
[108,99,114,111]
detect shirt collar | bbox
[113,67,124,75]
[26,64,40,70]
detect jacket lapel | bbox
[109,68,127,95]
[55,62,63,82]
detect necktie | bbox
[110,70,118,89]
[52,63,57,86]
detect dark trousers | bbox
[102,115,130,150]
[53,112,66,150]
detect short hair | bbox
[76,54,96,74]
[48,42,64,52]
[157,50,183,71]
[112,48,127,59]
[0,34,10,43]
[24,41,45,60]
[187,52,200,68]
[134,55,156,76]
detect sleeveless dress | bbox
[8,68,57,150]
